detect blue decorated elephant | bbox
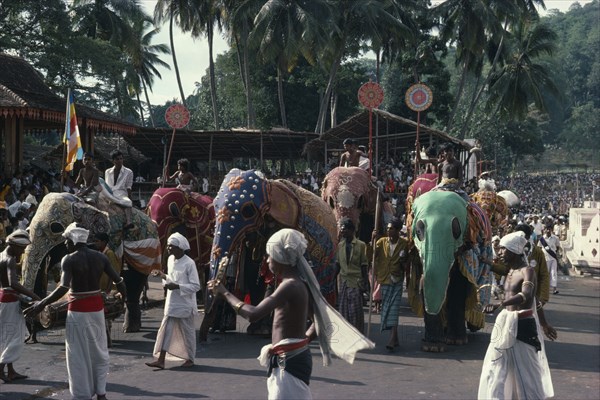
[198,169,338,341]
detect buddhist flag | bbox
[64,89,83,171]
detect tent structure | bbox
[0,53,137,174]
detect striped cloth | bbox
[338,280,364,334]
[380,283,402,331]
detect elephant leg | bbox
[421,289,446,352]
[122,267,146,333]
[446,263,469,345]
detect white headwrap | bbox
[266,229,307,267]
[167,232,190,251]
[264,229,374,367]
[499,231,527,255]
[6,229,31,246]
[62,222,90,245]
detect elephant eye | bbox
[50,222,65,234]
[328,197,335,209]
[240,202,257,220]
[415,220,425,241]
[452,217,461,239]
[169,202,180,217]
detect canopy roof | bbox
[121,127,319,162]
[305,108,472,155]
[0,53,136,134]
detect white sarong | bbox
[478,309,554,399]
[267,367,312,400]
[66,310,109,400]
[153,315,196,362]
[0,300,27,363]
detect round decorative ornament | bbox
[405,83,433,112]
[358,81,384,109]
[165,104,190,129]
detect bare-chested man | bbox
[478,231,555,400]
[438,144,463,186]
[25,223,126,400]
[0,230,40,383]
[169,158,198,193]
[339,138,365,168]
[209,229,375,399]
[74,152,100,203]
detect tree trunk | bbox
[445,57,469,134]
[315,36,346,133]
[170,15,187,107]
[276,66,287,128]
[243,38,256,128]
[208,24,219,130]
[135,90,145,126]
[330,91,338,129]
[142,79,156,128]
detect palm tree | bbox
[223,0,262,128]
[434,0,502,132]
[487,20,559,120]
[126,17,171,127]
[72,0,144,43]
[314,0,414,133]
[154,0,199,107]
[249,0,332,128]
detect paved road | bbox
[1,273,598,400]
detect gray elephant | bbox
[199,169,338,341]
[21,192,162,333]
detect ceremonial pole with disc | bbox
[357,81,384,337]
[405,83,433,178]
[163,104,190,186]
[357,81,384,176]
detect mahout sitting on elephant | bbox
[199,169,338,341]
[21,192,162,335]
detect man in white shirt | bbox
[531,215,544,237]
[146,233,200,369]
[104,150,134,230]
[539,226,562,295]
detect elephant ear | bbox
[268,180,301,228]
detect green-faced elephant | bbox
[321,166,379,241]
[199,169,338,341]
[22,192,162,332]
[410,189,493,352]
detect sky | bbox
[140,0,594,106]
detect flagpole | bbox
[60,89,70,192]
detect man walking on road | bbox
[146,233,200,370]
[208,228,374,400]
[478,231,554,400]
[0,230,40,383]
[25,223,126,400]
[539,226,562,295]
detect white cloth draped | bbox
[478,309,554,399]
[153,315,196,362]
[267,368,312,400]
[103,166,133,207]
[65,310,109,400]
[0,300,27,363]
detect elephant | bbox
[147,187,215,273]
[409,189,493,352]
[321,166,379,241]
[22,192,162,333]
[199,169,338,341]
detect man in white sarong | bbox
[103,150,135,229]
[25,223,126,400]
[146,232,199,369]
[478,231,554,400]
[208,228,374,400]
[1,230,40,383]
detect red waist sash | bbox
[0,288,18,303]
[518,309,534,319]
[68,293,104,312]
[270,338,310,356]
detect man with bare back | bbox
[478,231,555,400]
[0,230,39,383]
[25,223,126,400]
